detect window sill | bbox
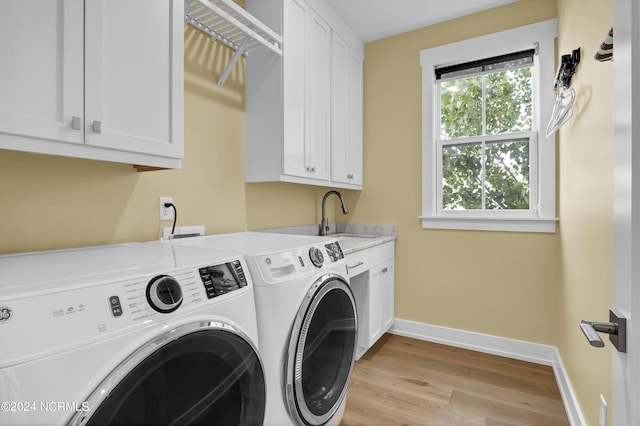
[419,215,558,233]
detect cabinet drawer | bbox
[369,241,394,265]
[344,249,369,277]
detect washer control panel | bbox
[102,259,248,327]
[197,260,248,299]
[324,241,344,262]
[257,240,345,281]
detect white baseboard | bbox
[389,319,586,426]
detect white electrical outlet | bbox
[159,197,174,221]
[599,394,607,426]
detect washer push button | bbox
[109,295,123,317]
[231,260,248,287]
[198,267,217,299]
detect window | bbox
[420,20,557,232]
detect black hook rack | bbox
[554,48,581,89]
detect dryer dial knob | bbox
[146,275,183,313]
[309,247,324,268]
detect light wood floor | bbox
[341,334,569,426]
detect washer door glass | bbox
[287,275,357,425]
[80,326,265,426]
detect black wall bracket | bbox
[554,48,581,89]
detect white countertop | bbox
[254,223,397,254]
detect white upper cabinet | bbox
[304,8,331,181]
[245,0,364,189]
[0,1,84,146]
[0,0,184,169]
[331,32,363,187]
[280,0,330,182]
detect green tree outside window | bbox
[439,67,532,210]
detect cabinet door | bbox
[0,0,83,145]
[282,0,308,178]
[282,2,330,181]
[84,0,183,159]
[379,260,395,333]
[330,33,363,187]
[368,265,384,345]
[305,8,331,181]
[330,33,350,183]
[369,259,395,345]
[347,47,364,186]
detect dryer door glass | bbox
[287,276,357,425]
[81,328,265,426]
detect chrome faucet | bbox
[320,191,349,236]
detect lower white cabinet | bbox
[346,241,395,360]
[368,259,395,345]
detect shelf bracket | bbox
[218,37,250,87]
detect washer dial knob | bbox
[308,247,324,268]
[146,275,183,313]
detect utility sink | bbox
[331,233,380,251]
[255,226,395,252]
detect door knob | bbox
[580,309,626,352]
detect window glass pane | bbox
[440,76,482,139]
[484,139,530,210]
[486,68,532,135]
[442,143,482,210]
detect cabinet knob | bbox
[382,267,388,273]
[92,121,102,134]
[71,116,81,131]
[310,166,316,173]
[347,174,354,179]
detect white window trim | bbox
[420,19,558,233]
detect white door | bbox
[612,0,640,424]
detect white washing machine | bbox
[0,242,266,426]
[168,232,357,426]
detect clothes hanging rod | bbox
[185,0,282,86]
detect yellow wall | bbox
[358,0,614,424]
[556,0,614,424]
[0,25,341,254]
[358,0,562,344]
[0,1,615,424]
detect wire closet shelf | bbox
[184,0,283,86]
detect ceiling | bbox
[324,0,519,43]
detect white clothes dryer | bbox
[168,232,357,426]
[0,242,265,426]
